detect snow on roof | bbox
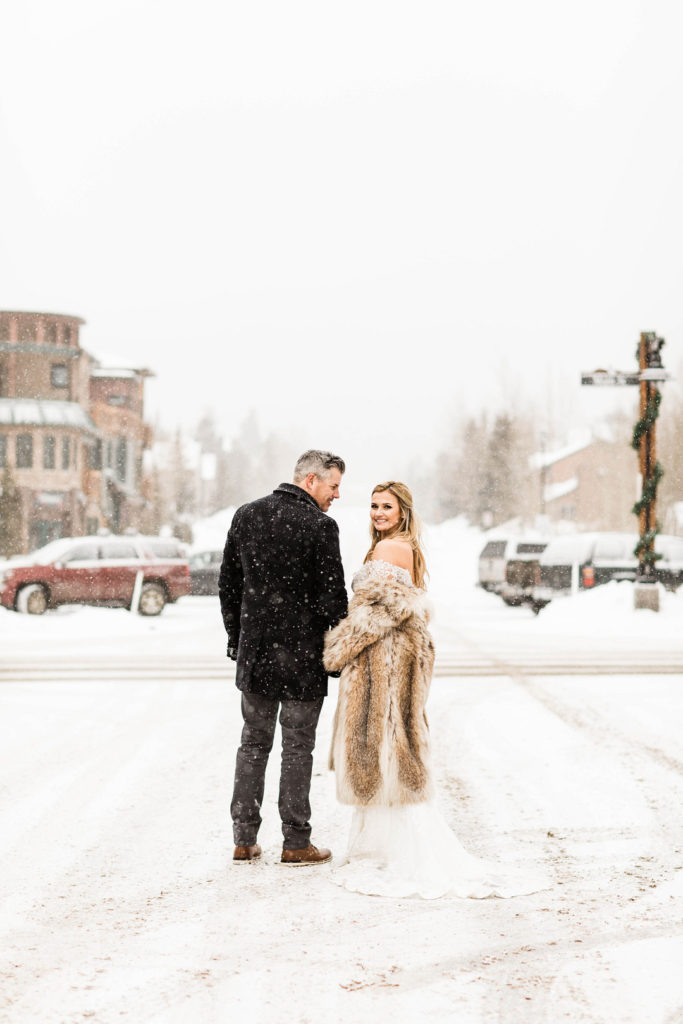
[529,438,591,470]
[0,398,96,430]
[91,368,139,379]
[543,476,579,503]
[532,420,630,472]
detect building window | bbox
[43,435,56,469]
[89,439,103,470]
[45,322,58,345]
[107,441,113,469]
[18,322,35,343]
[0,435,6,467]
[116,438,128,482]
[63,324,72,345]
[51,364,69,389]
[107,394,128,407]
[62,436,70,470]
[16,433,33,468]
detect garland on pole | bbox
[631,377,663,566]
[635,527,662,564]
[632,460,664,517]
[631,388,662,450]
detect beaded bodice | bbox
[351,559,414,591]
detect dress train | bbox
[330,800,549,900]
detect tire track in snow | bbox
[513,675,683,781]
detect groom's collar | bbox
[274,482,322,512]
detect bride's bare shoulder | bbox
[371,539,413,574]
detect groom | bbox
[218,449,348,864]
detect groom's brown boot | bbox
[280,844,332,866]
[233,844,262,862]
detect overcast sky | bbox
[2,1,682,477]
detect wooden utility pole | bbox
[638,335,652,539]
[634,332,664,581]
[581,332,669,610]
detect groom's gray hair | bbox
[293,449,346,482]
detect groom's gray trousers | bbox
[231,692,324,850]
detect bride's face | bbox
[370,491,401,534]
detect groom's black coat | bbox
[218,483,348,701]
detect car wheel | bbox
[16,583,48,615]
[138,582,166,616]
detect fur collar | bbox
[350,574,430,624]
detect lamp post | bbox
[580,332,670,611]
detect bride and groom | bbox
[218,449,544,899]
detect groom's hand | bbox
[227,643,238,661]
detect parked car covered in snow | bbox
[0,535,190,615]
[188,549,223,595]
[532,531,683,605]
[478,536,547,597]
[655,534,683,590]
[499,541,549,612]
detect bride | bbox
[324,481,547,900]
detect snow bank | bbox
[535,579,683,635]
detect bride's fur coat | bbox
[323,572,435,806]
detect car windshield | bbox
[516,542,547,555]
[480,541,506,558]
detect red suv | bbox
[0,535,190,616]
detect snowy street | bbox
[2,518,683,1023]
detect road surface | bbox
[2,616,683,1023]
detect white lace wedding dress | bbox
[330,560,548,900]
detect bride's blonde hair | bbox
[364,480,428,589]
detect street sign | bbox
[581,371,640,386]
[581,370,672,386]
[639,368,672,383]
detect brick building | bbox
[0,310,153,553]
[531,433,638,531]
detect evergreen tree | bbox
[431,409,538,528]
[480,414,517,527]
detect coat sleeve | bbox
[323,602,386,673]
[314,516,348,629]
[218,511,243,658]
